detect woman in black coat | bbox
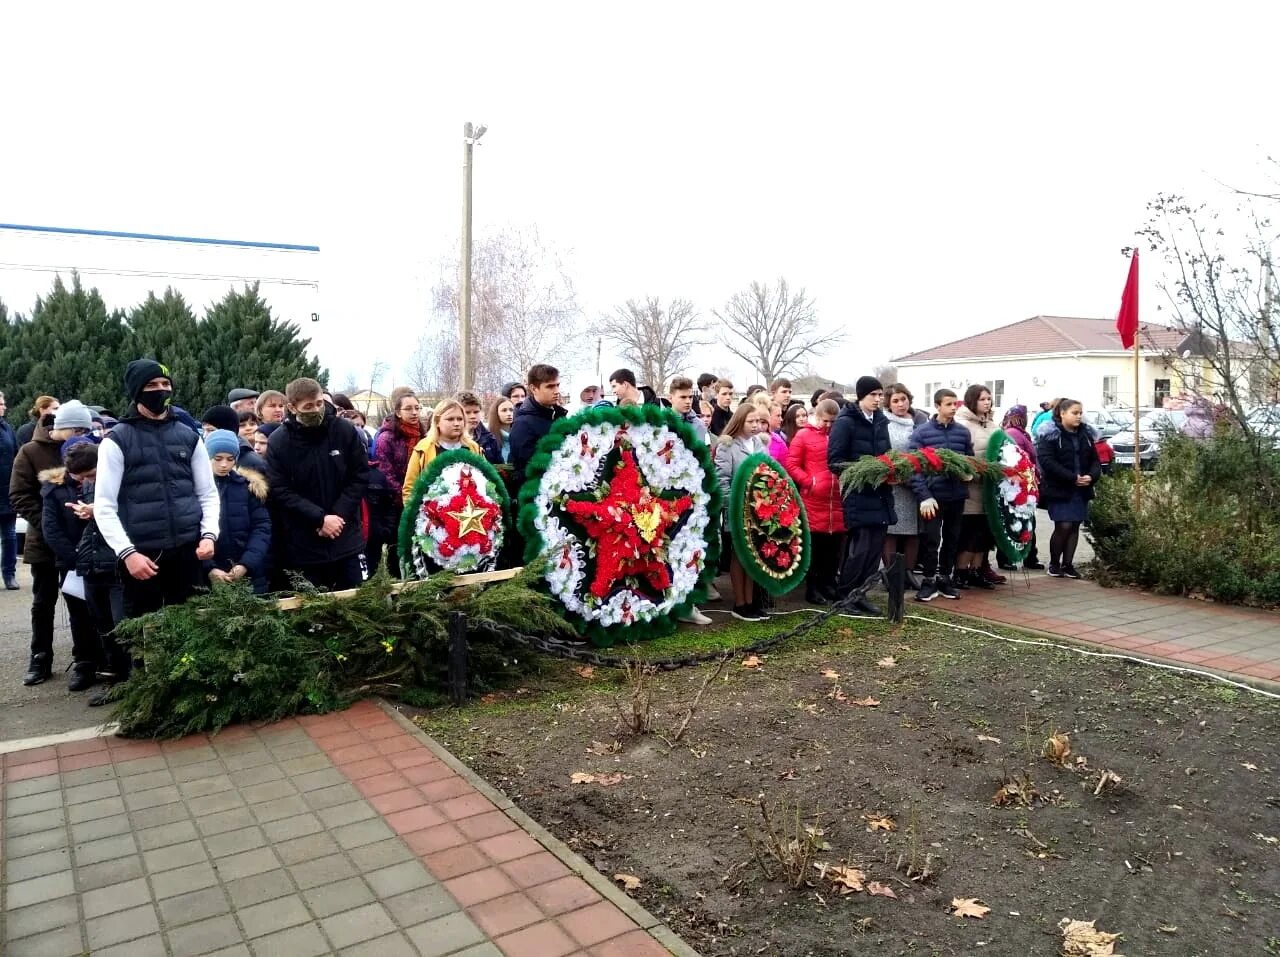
[1034,398,1102,579]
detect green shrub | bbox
[1088,431,1280,607]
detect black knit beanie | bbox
[124,359,170,403]
[855,376,883,401]
[201,405,239,433]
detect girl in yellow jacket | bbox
[401,399,481,504]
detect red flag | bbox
[1115,250,1139,349]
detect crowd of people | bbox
[4,357,1101,705]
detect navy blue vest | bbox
[108,417,203,551]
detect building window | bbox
[924,382,942,402]
[982,379,1005,408]
[1153,378,1171,407]
[1102,376,1118,406]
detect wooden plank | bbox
[272,566,524,612]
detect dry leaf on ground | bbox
[867,881,897,898]
[570,772,596,784]
[976,734,1002,744]
[614,873,642,891]
[1242,763,1259,771]
[864,814,897,832]
[951,898,991,919]
[742,655,762,669]
[1059,917,1124,955]
[827,688,848,701]
[585,740,621,756]
[1044,730,1071,766]
[849,696,880,707]
[877,656,897,669]
[570,771,627,786]
[813,862,866,894]
[574,665,595,678]
[1093,770,1123,795]
[820,668,841,680]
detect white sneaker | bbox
[679,606,712,626]
[705,584,721,601]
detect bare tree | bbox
[404,329,460,396]
[873,364,899,386]
[430,226,585,389]
[600,297,706,390]
[712,278,840,383]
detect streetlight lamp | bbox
[460,122,487,391]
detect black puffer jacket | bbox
[108,416,204,551]
[827,404,896,528]
[40,467,89,569]
[266,411,370,566]
[1035,424,1102,505]
[508,396,567,486]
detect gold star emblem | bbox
[447,496,490,537]
[631,503,664,543]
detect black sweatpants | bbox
[918,499,965,580]
[121,546,202,620]
[85,579,128,675]
[30,561,100,665]
[807,532,842,595]
[838,525,888,594]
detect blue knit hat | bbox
[60,434,99,459]
[205,429,240,461]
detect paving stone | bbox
[62,778,120,806]
[6,845,70,881]
[321,902,397,949]
[237,894,312,937]
[71,832,135,867]
[279,753,331,775]
[5,792,59,817]
[149,859,219,898]
[365,859,435,898]
[85,902,161,949]
[292,768,348,792]
[125,784,182,811]
[179,775,237,799]
[248,920,330,957]
[129,801,191,830]
[6,773,63,797]
[250,793,310,824]
[229,763,286,788]
[115,755,169,776]
[168,914,242,957]
[316,799,378,829]
[215,845,280,880]
[558,898,639,947]
[468,891,545,938]
[70,812,132,843]
[75,854,145,892]
[196,805,257,836]
[67,795,127,823]
[118,769,175,793]
[268,740,320,761]
[491,919,578,957]
[405,911,487,957]
[165,744,219,767]
[347,836,415,871]
[261,812,324,843]
[223,866,297,908]
[82,876,153,919]
[288,852,359,890]
[191,944,251,957]
[449,945,502,957]
[94,935,168,957]
[7,869,76,909]
[302,782,362,810]
[7,825,70,858]
[274,831,341,865]
[143,838,208,873]
[240,778,296,805]
[221,749,276,771]
[338,932,419,957]
[3,924,84,957]
[171,758,227,783]
[136,818,200,850]
[7,806,66,836]
[205,824,267,858]
[187,789,247,817]
[331,816,395,850]
[58,764,117,786]
[301,875,374,918]
[158,885,233,927]
[382,884,460,928]
[4,895,79,941]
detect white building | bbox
[0,222,320,325]
[893,315,1205,413]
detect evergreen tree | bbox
[194,283,326,412]
[125,289,203,412]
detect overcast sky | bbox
[4,2,1278,392]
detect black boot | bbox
[4,574,18,590]
[805,587,830,606]
[853,597,883,616]
[23,652,52,686]
[68,660,98,692]
[88,683,117,707]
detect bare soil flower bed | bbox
[416,616,1280,956]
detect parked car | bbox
[1085,408,1134,441]
[1107,410,1188,469]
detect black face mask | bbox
[40,413,55,429]
[138,389,172,416]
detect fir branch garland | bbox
[517,403,722,647]
[839,447,981,495]
[398,449,510,577]
[727,452,811,595]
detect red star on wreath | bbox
[562,446,693,600]
[423,467,501,558]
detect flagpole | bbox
[1133,328,1141,513]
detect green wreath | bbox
[982,429,1039,563]
[727,452,811,595]
[398,449,510,578]
[517,403,722,646]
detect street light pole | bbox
[460,122,475,391]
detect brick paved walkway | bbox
[1,700,691,956]
[937,573,1280,684]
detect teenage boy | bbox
[609,369,642,407]
[769,378,793,408]
[908,389,974,603]
[266,378,370,590]
[710,378,734,436]
[668,376,706,442]
[95,359,221,621]
[458,391,499,462]
[509,364,568,488]
[695,373,717,415]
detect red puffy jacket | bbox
[784,423,846,534]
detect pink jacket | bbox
[784,423,845,534]
[767,430,789,462]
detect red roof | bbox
[893,316,1188,363]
